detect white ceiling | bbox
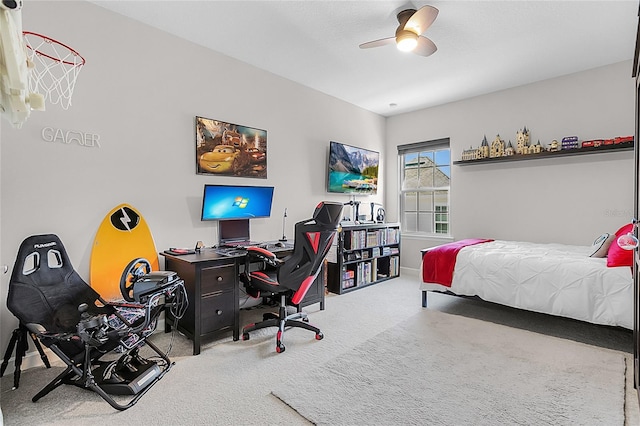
[89,0,639,117]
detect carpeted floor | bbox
[1,273,637,425]
[273,310,626,425]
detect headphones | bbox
[376,208,385,223]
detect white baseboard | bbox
[400,266,419,278]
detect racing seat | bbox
[6,234,188,410]
[240,201,343,353]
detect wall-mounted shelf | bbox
[453,142,633,166]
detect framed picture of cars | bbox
[195,116,267,178]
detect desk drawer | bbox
[200,264,235,295]
[200,291,235,334]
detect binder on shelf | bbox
[342,278,355,289]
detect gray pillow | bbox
[589,233,615,258]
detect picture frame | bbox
[195,116,267,178]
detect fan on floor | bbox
[359,5,438,57]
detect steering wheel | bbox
[119,258,152,302]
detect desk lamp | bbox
[279,208,288,242]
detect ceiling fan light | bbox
[396,30,418,52]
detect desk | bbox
[162,246,325,355]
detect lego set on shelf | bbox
[457,127,633,164]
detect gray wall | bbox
[386,61,635,269]
[0,1,385,357]
[0,1,634,361]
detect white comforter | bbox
[420,240,633,329]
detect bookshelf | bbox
[327,222,400,294]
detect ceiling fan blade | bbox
[359,37,395,49]
[404,5,439,35]
[413,36,437,57]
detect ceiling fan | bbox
[359,5,439,57]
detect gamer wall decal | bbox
[195,116,267,178]
[41,126,101,148]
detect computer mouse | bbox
[275,242,285,247]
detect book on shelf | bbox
[372,258,378,282]
[342,269,355,289]
[346,229,368,250]
[386,227,399,244]
[389,256,399,277]
[366,231,378,247]
[342,278,355,289]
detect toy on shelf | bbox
[458,127,633,163]
[461,145,479,161]
[529,140,543,154]
[581,140,601,148]
[490,135,505,158]
[479,136,489,158]
[561,136,579,150]
[505,140,515,156]
[614,135,633,144]
[515,127,531,155]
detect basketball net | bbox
[22,31,85,110]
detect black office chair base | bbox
[242,295,323,353]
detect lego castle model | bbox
[461,127,543,161]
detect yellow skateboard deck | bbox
[90,203,159,301]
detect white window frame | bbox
[397,138,451,237]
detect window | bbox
[398,139,450,235]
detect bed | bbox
[420,239,633,329]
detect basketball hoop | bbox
[22,31,85,110]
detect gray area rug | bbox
[272,310,626,425]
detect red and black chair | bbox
[240,201,343,353]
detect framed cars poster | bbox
[196,116,267,178]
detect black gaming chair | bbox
[5,234,188,410]
[240,201,343,353]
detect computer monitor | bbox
[218,219,251,244]
[200,184,274,221]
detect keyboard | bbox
[219,241,260,249]
[215,241,291,255]
[215,247,247,257]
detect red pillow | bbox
[607,223,634,267]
